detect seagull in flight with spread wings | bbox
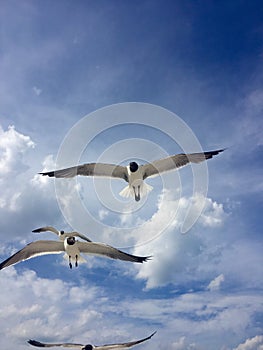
[28,332,156,349]
[32,226,92,242]
[39,149,224,201]
[0,237,151,270]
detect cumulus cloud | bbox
[132,190,226,289]
[233,335,263,350]
[1,267,261,350]
[32,154,56,187]
[0,126,61,240]
[0,267,156,350]
[199,198,226,227]
[0,125,35,177]
[0,268,102,348]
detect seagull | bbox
[39,149,224,201]
[28,332,156,349]
[0,237,151,270]
[32,226,92,242]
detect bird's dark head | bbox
[60,230,65,235]
[129,161,139,173]
[67,237,75,245]
[83,345,93,350]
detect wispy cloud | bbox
[207,274,225,291]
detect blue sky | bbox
[0,1,263,349]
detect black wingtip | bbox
[204,148,225,159]
[215,148,226,154]
[142,255,152,263]
[210,148,225,154]
[0,255,13,271]
[27,339,46,347]
[32,228,41,233]
[150,330,157,338]
[38,171,55,177]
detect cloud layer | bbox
[0,1,262,349]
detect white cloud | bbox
[33,86,42,96]
[112,291,263,350]
[172,337,188,349]
[132,190,227,289]
[98,208,109,221]
[0,268,103,348]
[31,154,56,187]
[199,198,226,227]
[0,230,261,349]
[0,3,262,350]
[0,125,35,176]
[171,337,198,350]
[207,274,225,291]
[0,126,61,240]
[233,335,263,350]
[0,267,157,350]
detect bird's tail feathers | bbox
[141,182,153,197]
[119,185,133,198]
[119,183,153,199]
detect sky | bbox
[0,0,263,349]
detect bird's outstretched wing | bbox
[32,226,60,235]
[77,242,151,263]
[0,241,64,270]
[28,339,84,348]
[32,226,92,242]
[27,332,156,349]
[70,232,92,242]
[39,163,128,182]
[95,331,157,349]
[141,149,224,179]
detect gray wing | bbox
[77,242,151,263]
[141,149,224,179]
[95,331,156,349]
[32,227,92,242]
[70,232,92,242]
[0,240,64,270]
[28,339,84,348]
[39,163,128,182]
[32,226,60,236]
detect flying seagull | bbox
[32,226,92,242]
[39,149,224,201]
[28,332,156,349]
[0,237,151,270]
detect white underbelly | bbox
[65,242,80,258]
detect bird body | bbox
[64,237,83,268]
[119,164,153,201]
[39,150,224,201]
